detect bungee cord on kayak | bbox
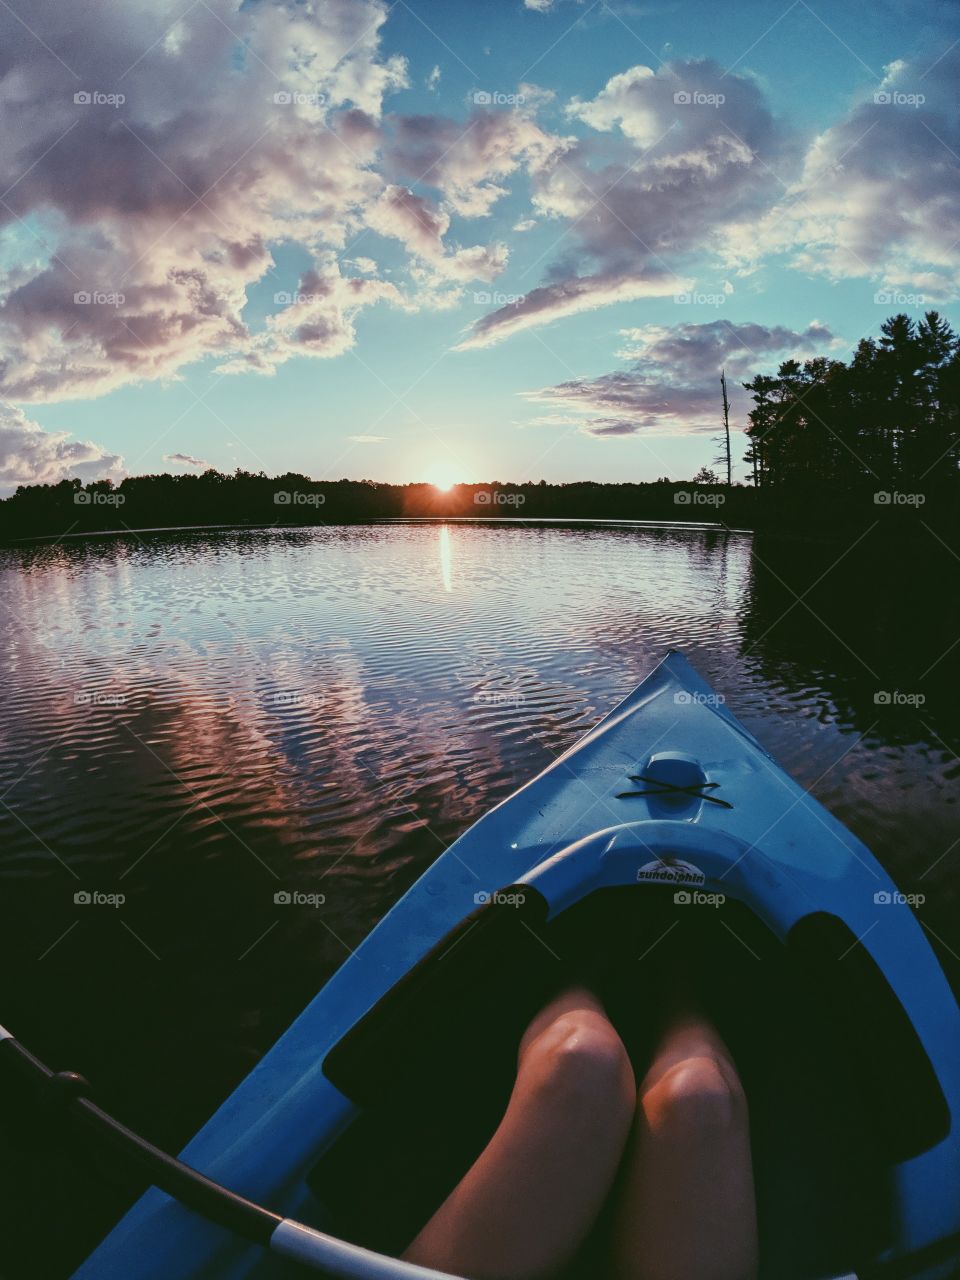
[616,774,734,808]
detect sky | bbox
[0,0,958,494]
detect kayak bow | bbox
[69,650,960,1280]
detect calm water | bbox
[1,522,958,1275]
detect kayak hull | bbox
[73,651,960,1280]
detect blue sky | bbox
[1,0,958,492]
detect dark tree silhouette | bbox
[743,311,960,491]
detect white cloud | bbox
[0,0,411,401]
[0,404,123,492]
[367,185,451,257]
[724,49,960,294]
[163,452,210,468]
[521,319,835,436]
[218,259,404,374]
[385,105,569,219]
[366,184,507,281]
[456,270,691,349]
[459,58,791,348]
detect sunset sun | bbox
[423,461,462,491]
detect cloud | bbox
[348,434,389,442]
[725,49,960,293]
[367,185,450,257]
[455,270,690,349]
[615,319,835,377]
[521,319,834,436]
[549,59,789,249]
[0,10,798,400]
[366,184,507,281]
[0,0,529,407]
[513,219,537,232]
[0,404,123,493]
[457,58,791,348]
[218,258,404,374]
[0,0,411,401]
[579,418,643,437]
[426,65,441,91]
[163,452,210,468]
[385,105,568,218]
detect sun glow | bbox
[422,461,462,492]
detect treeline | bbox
[743,312,960,488]
[1,469,954,542]
[0,473,750,539]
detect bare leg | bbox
[403,986,636,1280]
[612,1011,758,1280]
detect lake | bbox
[0,521,957,1276]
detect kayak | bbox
[71,649,960,1280]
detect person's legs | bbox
[611,1009,758,1280]
[403,985,636,1280]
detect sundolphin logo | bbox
[636,859,706,886]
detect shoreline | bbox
[0,515,751,547]
[1,513,941,550]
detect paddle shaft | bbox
[0,1025,460,1279]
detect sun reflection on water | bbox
[438,524,452,593]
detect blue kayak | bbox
[74,650,960,1280]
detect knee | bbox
[522,1009,636,1110]
[641,1052,747,1136]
